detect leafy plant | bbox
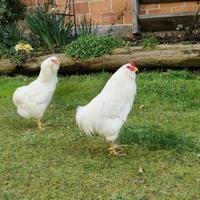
[77,14,98,36]
[0,42,8,57]
[0,0,26,25]
[0,23,24,58]
[26,6,73,50]
[142,35,159,47]
[0,0,25,57]
[0,23,23,48]
[65,35,124,58]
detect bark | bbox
[0,59,16,73]
[1,44,200,74]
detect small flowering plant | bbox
[14,43,34,67]
[15,43,34,53]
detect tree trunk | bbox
[1,44,200,74]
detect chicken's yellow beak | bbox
[133,67,138,72]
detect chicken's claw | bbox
[109,149,126,156]
[36,119,45,131]
[108,142,127,156]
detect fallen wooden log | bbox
[0,58,17,73]
[1,44,200,74]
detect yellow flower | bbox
[15,43,34,53]
[15,43,23,52]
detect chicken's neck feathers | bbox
[37,71,58,84]
[102,71,135,95]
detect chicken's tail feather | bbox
[76,106,83,112]
[13,92,22,106]
[76,106,93,136]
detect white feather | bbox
[76,64,137,142]
[13,56,59,119]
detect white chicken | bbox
[13,56,60,130]
[76,62,138,155]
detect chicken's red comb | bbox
[128,60,137,66]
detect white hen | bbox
[76,62,138,155]
[13,56,60,130]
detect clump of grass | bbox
[120,126,199,152]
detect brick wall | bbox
[21,0,133,26]
[21,0,45,7]
[21,0,200,32]
[140,1,199,15]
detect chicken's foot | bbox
[108,142,126,156]
[36,119,45,130]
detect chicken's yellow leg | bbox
[108,141,117,155]
[108,141,126,156]
[36,119,45,130]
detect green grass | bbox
[0,70,200,200]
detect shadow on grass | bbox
[120,125,199,153]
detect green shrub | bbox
[142,35,159,47]
[65,36,124,58]
[0,0,26,25]
[0,43,8,57]
[0,23,23,58]
[26,6,73,50]
[0,23,23,48]
[0,0,25,57]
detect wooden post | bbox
[132,0,139,33]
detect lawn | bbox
[0,70,200,200]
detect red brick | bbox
[57,4,65,12]
[172,6,198,13]
[185,1,199,6]
[74,2,89,14]
[79,13,92,22]
[161,7,171,14]
[21,0,33,6]
[90,0,111,15]
[140,3,159,9]
[91,14,102,24]
[56,0,66,4]
[148,9,161,14]
[101,12,123,25]
[139,9,147,14]
[148,7,171,14]
[112,0,131,12]
[76,12,101,25]
[124,11,132,24]
[160,2,185,8]
[36,0,47,4]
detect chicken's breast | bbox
[13,80,56,119]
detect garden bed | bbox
[1,44,200,74]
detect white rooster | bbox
[13,56,60,130]
[76,62,138,155]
